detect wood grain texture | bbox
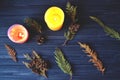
[0,0,120,80]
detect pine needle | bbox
[78,42,105,74]
[90,16,120,40]
[54,48,72,80]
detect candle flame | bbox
[18,32,24,39]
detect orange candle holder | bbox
[7,24,29,43]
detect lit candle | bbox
[7,24,29,43]
[44,6,65,31]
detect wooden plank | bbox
[0,0,120,80]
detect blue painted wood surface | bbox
[0,0,120,80]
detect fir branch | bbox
[63,23,80,46]
[63,2,80,46]
[54,48,72,80]
[24,17,42,33]
[78,42,105,74]
[23,50,48,78]
[24,18,46,45]
[90,16,120,40]
[4,44,17,62]
[66,2,77,23]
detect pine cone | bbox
[29,58,47,75]
[69,23,80,34]
[36,35,46,45]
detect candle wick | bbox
[54,17,57,21]
[18,32,24,38]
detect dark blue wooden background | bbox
[0,0,120,80]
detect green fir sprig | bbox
[63,23,80,46]
[24,18,46,45]
[66,2,77,23]
[63,2,80,46]
[54,48,72,80]
[90,16,120,40]
[24,18,42,33]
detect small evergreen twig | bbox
[54,48,73,80]
[90,16,120,40]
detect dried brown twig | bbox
[4,44,17,62]
[78,42,105,74]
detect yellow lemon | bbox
[44,6,65,31]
